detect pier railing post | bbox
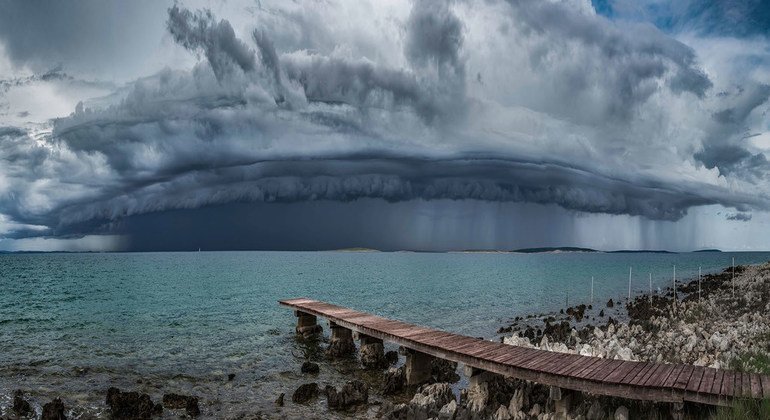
[404,349,435,386]
[326,321,356,357]
[294,311,322,337]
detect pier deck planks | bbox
[280,298,769,405]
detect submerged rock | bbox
[275,393,285,407]
[105,387,162,419]
[162,393,199,416]
[292,383,319,404]
[326,380,369,410]
[607,299,614,308]
[12,390,32,417]
[41,398,67,420]
[301,361,320,374]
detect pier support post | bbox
[326,321,356,357]
[463,366,498,387]
[357,333,386,369]
[549,386,573,420]
[294,311,322,337]
[405,349,435,386]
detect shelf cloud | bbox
[1,0,769,250]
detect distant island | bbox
[512,247,597,253]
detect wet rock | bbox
[12,390,32,417]
[275,393,284,407]
[606,299,614,308]
[383,366,406,395]
[438,400,457,420]
[432,358,460,383]
[614,405,629,420]
[326,380,369,410]
[291,383,319,404]
[106,388,162,419]
[301,361,320,374]
[586,400,605,420]
[384,350,399,365]
[360,342,387,369]
[227,373,235,381]
[41,398,67,420]
[408,383,455,420]
[162,393,199,416]
[599,309,604,317]
[497,326,513,334]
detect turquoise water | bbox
[1,251,768,418]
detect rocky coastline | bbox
[3,263,769,419]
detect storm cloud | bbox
[0,0,769,250]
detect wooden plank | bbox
[685,367,706,393]
[721,371,735,397]
[711,370,724,396]
[762,374,770,399]
[645,363,676,388]
[617,361,648,384]
[698,368,717,395]
[742,372,754,398]
[674,365,695,390]
[574,358,612,379]
[587,359,626,382]
[527,350,568,372]
[661,364,685,388]
[602,360,635,383]
[627,363,655,386]
[751,374,763,399]
[545,354,586,375]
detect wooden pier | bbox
[280,298,770,406]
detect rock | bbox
[301,361,320,374]
[529,403,541,416]
[384,350,399,365]
[12,390,32,417]
[106,388,162,419]
[41,398,67,420]
[614,405,629,420]
[492,405,511,420]
[326,380,369,410]
[586,400,604,420]
[227,373,235,381]
[599,309,605,317]
[383,366,406,395]
[438,400,458,420]
[275,393,284,407]
[409,383,455,420]
[606,299,614,308]
[291,383,319,404]
[162,393,199,417]
[432,358,460,383]
[360,342,387,369]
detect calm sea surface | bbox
[1,251,769,418]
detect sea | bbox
[1,251,768,418]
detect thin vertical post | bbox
[649,272,652,301]
[732,257,735,297]
[673,265,677,310]
[698,266,701,303]
[628,266,632,300]
[590,276,594,304]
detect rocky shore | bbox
[3,263,768,419]
[373,263,770,419]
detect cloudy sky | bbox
[0,0,769,252]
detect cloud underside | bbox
[0,0,768,245]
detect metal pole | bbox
[591,276,594,304]
[732,257,735,297]
[628,266,632,300]
[673,265,677,309]
[698,266,701,303]
[649,272,652,301]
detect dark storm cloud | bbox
[726,212,752,222]
[167,5,256,81]
[695,84,770,176]
[0,1,768,248]
[510,0,712,103]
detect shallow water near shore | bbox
[2,251,769,418]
